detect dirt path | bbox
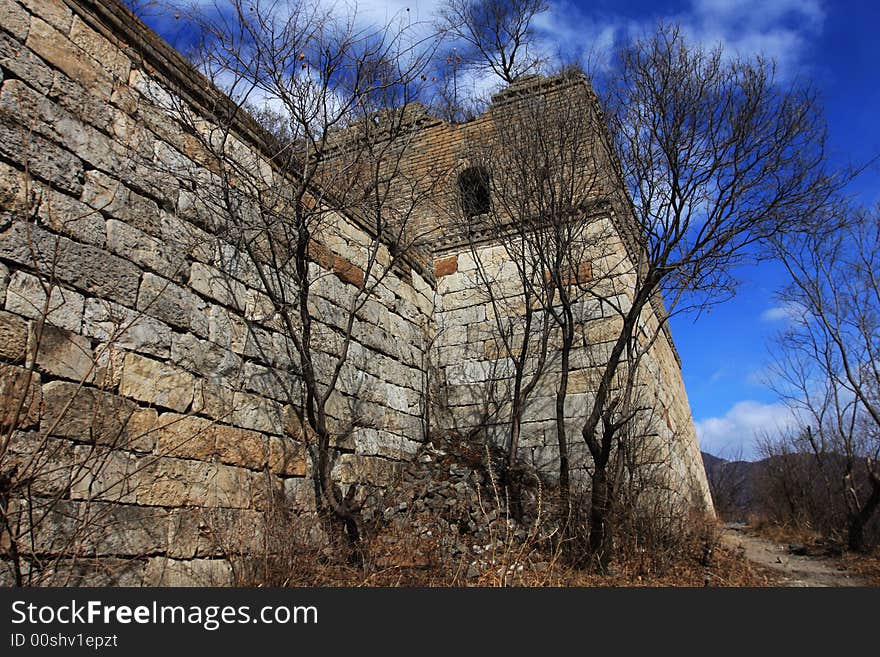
[721,523,870,587]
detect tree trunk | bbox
[589,464,612,569]
[848,468,880,554]
[556,321,573,514]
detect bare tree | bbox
[165,0,440,558]
[576,23,844,567]
[436,0,549,84]
[769,205,880,552]
[455,71,609,514]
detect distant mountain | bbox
[701,451,761,519]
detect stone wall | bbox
[417,78,714,510]
[431,226,713,509]
[0,0,712,586]
[0,0,435,585]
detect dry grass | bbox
[216,512,777,587]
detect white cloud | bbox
[695,399,801,458]
[533,0,825,76]
[681,0,825,75]
[760,301,806,323]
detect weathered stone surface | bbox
[5,432,74,496]
[354,427,421,460]
[332,454,400,487]
[4,270,84,332]
[0,28,53,94]
[32,323,94,382]
[0,309,28,362]
[229,391,286,435]
[137,272,209,338]
[144,557,233,586]
[119,352,194,412]
[0,261,8,299]
[282,476,317,513]
[69,15,130,81]
[0,364,41,430]
[154,412,216,461]
[170,332,243,381]
[31,558,146,586]
[0,222,141,303]
[214,423,269,471]
[41,380,155,451]
[0,114,83,194]
[106,219,188,281]
[268,435,307,476]
[241,361,289,401]
[25,17,112,97]
[83,298,172,358]
[34,186,105,247]
[191,379,235,422]
[189,261,247,309]
[71,448,254,509]
[0,78,121,174]
[155,412,268,470]
[0,0,30,41]
[81,170,161,235]
[166,507,265,559]
[191,381,289,435]
[16,500,169,557]
[20,0,72,33]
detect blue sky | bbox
[140,1,880,459]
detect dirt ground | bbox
[721,523,871,587]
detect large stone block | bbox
[242,361,293,402]
[4,432,74,497]
[268,435,307,476]
[229,391,286,435]
[4,270,85,332]
[282,477,317,513]
[19,0,72,33]
[0,78,121,175]
[0,309,28,362]
[137,272,209,338]
[155,412,269,470]
[0,117,83,195]
[33,185,105,247]
[83,298,172,359]
[143,557,233,587]
[166,507,266,559]
[106,219,188,282]
[0,0,30,41]
[41,380,155,451]
[25,17,112,98]
[0,222,141,304]
[189,262,271,320]
[331,454,400,487]
[81,170,161,235]
[0,364,41,431]
[154,412,217,461]
[119,352,194,412]
[32,323,94,382]
[68,15,130,81]
[170,332,244,381]
[30,558,146,587]
[0,29,53,95]
[15,500,169,558]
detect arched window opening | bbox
[458,167,491,218]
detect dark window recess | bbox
[458,167,491,217]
